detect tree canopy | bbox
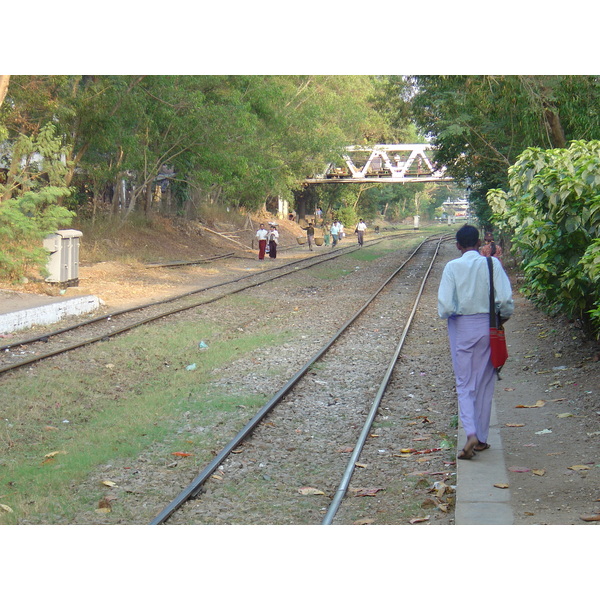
[403,75,600,227]
[1,75,392,214]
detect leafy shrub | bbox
[0,123,75,281]
[487,140,600,338]
[0,188,75,280]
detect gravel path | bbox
[5,232,599,526]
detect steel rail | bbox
[1,231,411,353]
[0,234,418,375]
[321,236,443,524]
[149,236,443,524]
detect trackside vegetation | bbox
[0,74,599,335]
[488,140,600,338]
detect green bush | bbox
[0,188,74,280]
[487,140,600,338]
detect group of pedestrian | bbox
[255,223,279,260]
[257,217,369,257]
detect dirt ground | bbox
[4,216,600,525]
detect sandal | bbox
[458,435,478,460]
[474,442,491,451]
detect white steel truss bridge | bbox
[305,144,452,184]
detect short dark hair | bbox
[456,224,479,248]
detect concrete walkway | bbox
[455,399,514,525]
[0,289,101,335]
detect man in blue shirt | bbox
[438,225,514,459]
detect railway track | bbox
[150,234,453,524]
[0,231,423,375]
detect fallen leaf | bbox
[516,400,546,408]
[579,514,600,522]
[101,480,118,487]
[409,516,430,524]
[494,483,510,489]
[504,387,515,391]
[557,413,574,418]
[43,426,59,431]
[354,462,368,468]
[44,450,66,458]
[0,504,13,513]
[336,447,354,453]
[231,449,243,454]
[95,508,111,514]
[298,487,325,495]
[430,482,449,497]
[532,469,546,476]
[350,487,384,497]
[505,423,525,427]
[211,474,223,480]
[353,518,374,525]
[568,465,591,471]
[171,452,193,457]
[535,429,553,435]
[98,497,112,511]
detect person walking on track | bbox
[303,221,315,251]
[256,223,269,260]
[356,219,367,247]
[438,224,514,460]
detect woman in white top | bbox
[268,225,279,259]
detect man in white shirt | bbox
[330,221,340,247]
[356,219,367,246]
[256,224,269,260]
[438,224,514,459]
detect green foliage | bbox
[0,187,74,279]
[487,140,600,337]
[408,75,600,227]
[334,205,358,228]
[0,122,74,280]
[1,75,392,215]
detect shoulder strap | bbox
[487,257,495,327]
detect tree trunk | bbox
[144,183,153,215]
[0,75,10,109]
[126,184,138,217]
[544,106,567,148]
[294,187,311,220]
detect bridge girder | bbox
[305,143,452,184]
